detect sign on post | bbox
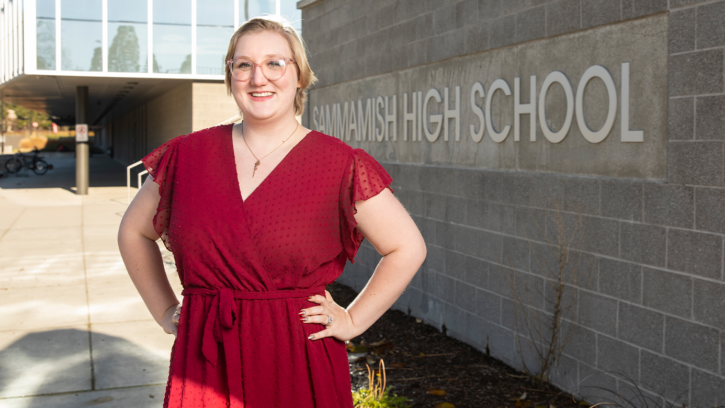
[76,124,88,142]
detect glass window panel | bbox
[153,0,191,73]
[108,0,148,72]
[239,0,275,23]
[60,0,102,71]
[280,0,302,34]
[197,0,233,75]
[36,0,56,70]
[198,0,233,26]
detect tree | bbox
[179,54,192,74]
[36,20,55,70]
[109,26,140,72]
[90,46,102,71]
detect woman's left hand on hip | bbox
[300,290,357,342]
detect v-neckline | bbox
[228,124,314,204]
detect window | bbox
[108,0,148,73]
[60,0,103,71]
[153,0,191,74]
[36,0,56,70]
[197,0,234,75]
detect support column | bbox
[76,86,89,195]
[1,90,5,154]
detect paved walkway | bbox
[0,153,182,407]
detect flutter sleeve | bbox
[339,148,394,263]
[141,136,182,251]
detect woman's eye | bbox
[268,60,284,68]
[237,61,252,70]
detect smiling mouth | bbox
[251,92,274,97]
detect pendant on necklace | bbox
[253,160,260,177]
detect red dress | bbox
[141,124,392,407]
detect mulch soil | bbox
[328,282,584,408]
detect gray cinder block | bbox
[695,187,725,234]
[562,322,597,366]
[546,0,581,37]
[691,369,725,408]
[596,334,640,381]
[620,222,667,267]
[664,316,719,372]
[599,258,642,304]
[581,0,621,29]
[618,302,664,352]
[667,229,723,279]
[695,95,725,141]
[669,49,724,97]
[476,288,502,323]
[668,8,696,54]
[454,280,477,313]
[643,184,694,229]
[489,14,516,49]
[667,141,724,187]
[577,291,618,336]
[696,1,725,49]
[642,267,692,318]
[564,177,601,216]
[464,256,490,289]
[601,181,643,222]
[693,279,725,330]
[668,97,695,141]
[639,350,690,404]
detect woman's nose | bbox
[250,65,268,86]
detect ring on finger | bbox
[326,315,333,326]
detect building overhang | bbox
[0,71,224,126]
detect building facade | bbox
[300,0,725,405]
[0,0,302,164]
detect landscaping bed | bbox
[329,282,583,408]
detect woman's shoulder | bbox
[176,124,232,146]
[306,130,357,159]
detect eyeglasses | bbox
[226,57,296,81]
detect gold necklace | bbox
[241,121,299,177]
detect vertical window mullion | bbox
[191,0,196,75]
[233,0,238,29]
[54,0,59,70]
[147,0,152,73]
[102,0,107,72]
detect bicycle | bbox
[4,147,53,175]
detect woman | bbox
[118,15,426,408]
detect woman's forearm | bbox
[345,244,425,336]
[118,228,178,326]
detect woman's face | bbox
[230,31,301,123]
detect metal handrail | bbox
[126,160,144,204]
[125,115,242,204]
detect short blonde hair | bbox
[224,16,317,116]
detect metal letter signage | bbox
[308,15,667,180]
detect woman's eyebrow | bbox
[232,53,289,60]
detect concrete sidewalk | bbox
[0,154,182,407]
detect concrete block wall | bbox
[107,81,239,166]
[301,0,725,405]
[147,82,193,150]
[190,82,240,132]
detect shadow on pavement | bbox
[0,153,135,191]
[0,328,170,403]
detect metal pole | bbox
[76,86,89,195]
[1,89,4,154]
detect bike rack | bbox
[126,160,146,204]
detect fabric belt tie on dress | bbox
[181,286,325,402]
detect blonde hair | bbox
[224,16,317,116]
